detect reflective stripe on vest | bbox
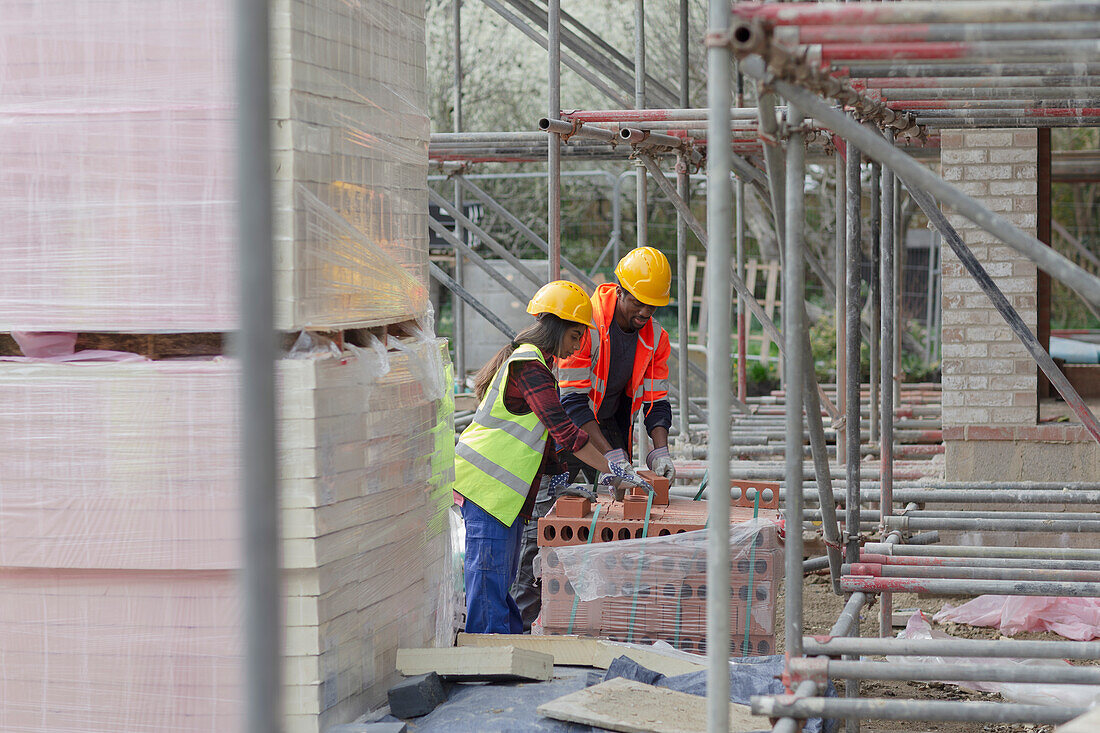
[454,344,549,526]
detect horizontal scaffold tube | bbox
[860,552,1100,571]
[734,1,1100,26]
[814,39,1100,65]
[845,562,1100,583]
[863,542,1100,561]
[840,575,1100,598]
[850,62,1100,78]
[538,117,618,142]
[796,658,1100,686]
[619,127,686,148]
[785,20,1100,45]
[752,697,1082,726]
[885,514,1100,532]
[563,107,764,122]
[805,635,1100,660]
[864,75,1100,89]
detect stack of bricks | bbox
[537,478,783,656]
[939,129,1098,481]
[0,1,449,732]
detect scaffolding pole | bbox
[704,0,732,724]
[547,0,561,282]
[236,0,279,727]
[783,99,807,661]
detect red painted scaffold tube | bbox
[732,2,1100,27]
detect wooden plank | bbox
[456,632,600,667]
[396,646,553,682]
[536,677,769,733]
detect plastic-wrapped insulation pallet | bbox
[539,510,783,657]
[0,338,455,733]
[0,0,429,332]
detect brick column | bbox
[938,129,1098,483]
[940,128,1038,432]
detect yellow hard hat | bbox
[615,246,671,306]
[527,280,597,329]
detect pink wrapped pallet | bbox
[0,335,455,732]
[0,569,243,732]
[0,0,429,332]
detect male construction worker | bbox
[509,246,677,630]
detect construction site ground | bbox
[782,573,1091,733]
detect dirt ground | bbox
[771,571,1087,733]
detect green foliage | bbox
[809,317,836,383]
[744,359,779,397]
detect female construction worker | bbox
[454,280,649,634]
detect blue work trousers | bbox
[462,499,524,634]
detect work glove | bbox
[599,449,653,501]
[545,472,570,498]
[558,484,598,502]
[645,446,676,481]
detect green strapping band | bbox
[693,469,709,501]
[741,491,760,657]
[567,504,602,635]
[626,491,655,643]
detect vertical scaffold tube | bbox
[844,138,863,733]
[676,0,690,440]
[705,0,732,727]
[452,0,466,386]
[834,149,847,462]
[737,178,747,403]
[236,0,280,728]
[879,130,896,638]
[869,160,881,446]
[677,154,691,440]
[548,0,562,282]
[784,102,807,660]
[634,0,649,460]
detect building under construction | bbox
[1,0,1099,732]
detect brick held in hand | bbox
[634,470,670,505]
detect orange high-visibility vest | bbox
[558,283,670,443]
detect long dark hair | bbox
[472,313,575,400]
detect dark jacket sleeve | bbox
[642,399,673,434]
[560,390,596,429]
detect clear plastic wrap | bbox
[0,339,455,732]
[0,0,428,332]
[891,611,1100,708]
[539,519,784,657]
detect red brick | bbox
[1013,130,1038,147]
[622,495,649,520]
[554,496,591,519]
[731,480,780,509]
[941,426,965,441]
[941,327,965,344]
[965,426,1013,441]
[634,470,670,505]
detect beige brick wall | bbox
[939,129,1038,430]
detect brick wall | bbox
[939,129,1038,430]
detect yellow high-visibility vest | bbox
[454,344,549,526]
